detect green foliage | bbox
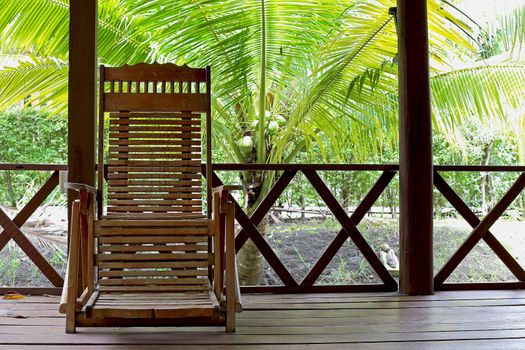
[0,107,66,206]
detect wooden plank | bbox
[108,194,202,200]
[109,132,200,140]
[98,261,208,269]
[397,0,434,295]
[102,213,206,219]
[109,126,201,132]
[106,206,202,213]
[108,166,201,173]
[435,165,525,172]
[96,253,208,261]
[108,173,201,180]
[109,153,201,160]
[110,139,201,146]
[98,285,209,292]
[0,164,67,171]
[2,292,525,348]
[109,145,200,153]
[211,164,400,171]
[99,236,208,244]
[98,278,206,286]
[104,64,207,82]
[109,118,202,126]
[107,205,202,214]
[107,199,202,206]
[104,93,208,113]
[96,219,209,227]
[98,269,207,277]
[108,186,201,193]
[98,244,206,253]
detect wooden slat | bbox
[110,139,201,146]
[106,206,202,213]
[96,253,208,261]
[108,160,201,167]
[96,292,212,300]
[99,285,209,292]
[108,187,201,194]
[98,269,207,277]
[109,118,202,125]
[104,64,207,82]
[107,199,202,206]
[104,94,208,113]
[98,261,208,269]
[109,145,200,152]
[109,153,201,160]
[96,228,208,236]
[102,212,207,219]
[109,126,201,132]
[96,219,209,227]
[107,179,202,186]
[108,173,201,180]
[98,244,206,252]
[108,193,202,200]
[109,132,200,140]
[108,165,201,173]
[99,236,208,244]
[99,278,206,286]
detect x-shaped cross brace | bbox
[0,171,63,287]
[434,171,525,287]
[212,170,398,290]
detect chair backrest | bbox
[97,63,212,219]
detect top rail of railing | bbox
[1,163,524,172]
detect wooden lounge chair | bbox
[59,63,240,333]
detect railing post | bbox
[397,0,434,295]
[68,0,97,236]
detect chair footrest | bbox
[90,292,218,319]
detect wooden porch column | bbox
[397,0,434,295]
[68,1,97,203]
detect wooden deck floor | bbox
[1,290,525,349]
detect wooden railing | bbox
[212,164,525,293]
[1,163,524,294]
[433,165,525,291]
[0,164,67,294]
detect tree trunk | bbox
[4,170,17,207]
[480,141,493,215]
[236,169,269,285]
[237,215,268,285]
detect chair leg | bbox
[225,201,236,333]
[66,319,76,334]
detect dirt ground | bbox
[0,206,524,287]
[263,217,525,285]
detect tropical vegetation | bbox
[1,0,524,284]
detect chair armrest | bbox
[64,182,97,194]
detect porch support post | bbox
[67,1,97,211]
[397,0,434,295]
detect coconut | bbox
[237,136,254,155]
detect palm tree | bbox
[1,0,524,284]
